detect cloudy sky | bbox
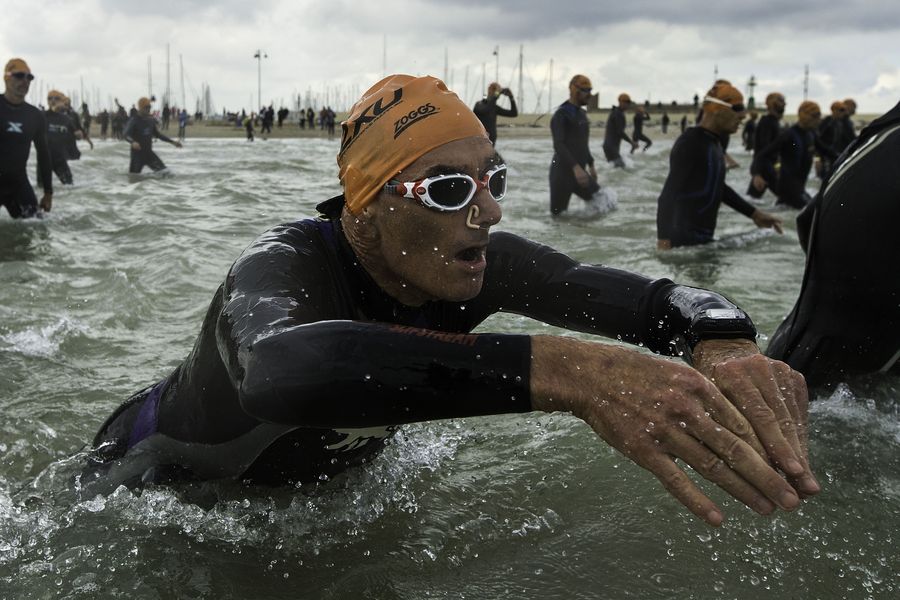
[3,0,898,115]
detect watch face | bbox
[705,308,743,319]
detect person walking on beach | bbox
[549,74,609,215]
[177,108,188,141]
[661,111,670,134]
[243,113,255,141]
[747,92,786,199]
[84,74,819,529]
[123,97,182,174]
[0,57,52,217]
[656,82,783,249]
[750,101,836,209]
[473,82,519,146]
[631,107,652,153]
[603,93,638,167]
[98,109,109,139]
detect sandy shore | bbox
[90,110,874,141]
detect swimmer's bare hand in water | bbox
[131,141,141,151]
[529,335,814,526]
[692,338,818,498]
[752,174,768,192]
[751,209,783,234]
[573,164,591,188]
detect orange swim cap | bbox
[703,82,744,113]
[47,89,64,101]
[765,92,785,108]
[4,57,30,75]
[798,100,821,119]
[137,97,152,109]
[830,100,846,114]
[337,74,487,215]
[617,92,632,104]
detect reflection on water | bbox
[1,137,897,598]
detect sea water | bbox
[1,134,897,599]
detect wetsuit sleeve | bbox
[496,95,518,118]
[153,124,175,144]
[216,224,532,428]
[750,130,784,176]
[34,111,53,194]
[720,184,756,217]
[615,111,633,144]
[123,117,136,143]
[480,232,753,356]
[550,109,577,168]
[655,134,695,240]
[813,134,838,161]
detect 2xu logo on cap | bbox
[393,103,439,139]
[338,88,404,157]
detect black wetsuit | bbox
[44,110,76,185]
[747,113,782,198]
[836,115,857,152]
[656,127,756,247]
[751,124,836,209]
[64,109,83,160]
[473,93,519,145]
[767,102,900,386]
[633,112,652,150]
[123,114,175,173]
[0,96,52,218]
[549,101,598,215]
[85,195,751,492]
[603,106,632,167]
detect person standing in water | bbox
[473,82,519,146]
[123,97,182,174]
[0,57,52,217]
[603,93,638,167]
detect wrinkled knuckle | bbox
[661,469,689,493]
[702,456,728,478]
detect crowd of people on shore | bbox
[2,58,897,527]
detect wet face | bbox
[363,136,503,305]
[798,109,822,130]
[708,106,745,135]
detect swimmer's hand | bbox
[573,164,591,189]
[173,140,183,149]
[657,239,672,250]
[131,141,141,151]
[530,336,807,527]
[751,174,767,192]
[39,192,52,213]
[751,209,783,234]
[692,338,819,499]
[725,154,740,170]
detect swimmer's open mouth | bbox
[456,245,485,263]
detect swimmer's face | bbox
[4,69,32,102]
[709,105,744,135]
[798,109,822,130]
[366,136,503,305]
[768,95,786,117]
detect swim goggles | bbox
[7,71,34,81]
[383,164,507,211]
[703,96,745,112]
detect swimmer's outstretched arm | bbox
[530,335,819,527]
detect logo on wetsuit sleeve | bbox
[393,103,439,138]
[338,88,404,158]
[6,122,23,134]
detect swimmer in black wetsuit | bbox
[750,101,837,209]
[747,92,785,199]
[123,96,182,174]
[472,82,518,146]
[548,74,605,215]
[42,90,77,185]
[631,108,652,153]
[741,111,758,151]
[656,82,783,249]
[767,99,900,387]
[0,57,52,217]
[85,74,819,527]
[603,93,638,167]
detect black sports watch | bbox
[687,308,757,348]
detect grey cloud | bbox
[418,0,900,38]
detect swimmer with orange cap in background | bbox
[122,96,182,176]
[751,100,838,208]
[656,81,783,248]
[603,92,638,167]
[0,57,52,217]
[42,90,78,185]
[84,74,818,528]
[747,92,786,199]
